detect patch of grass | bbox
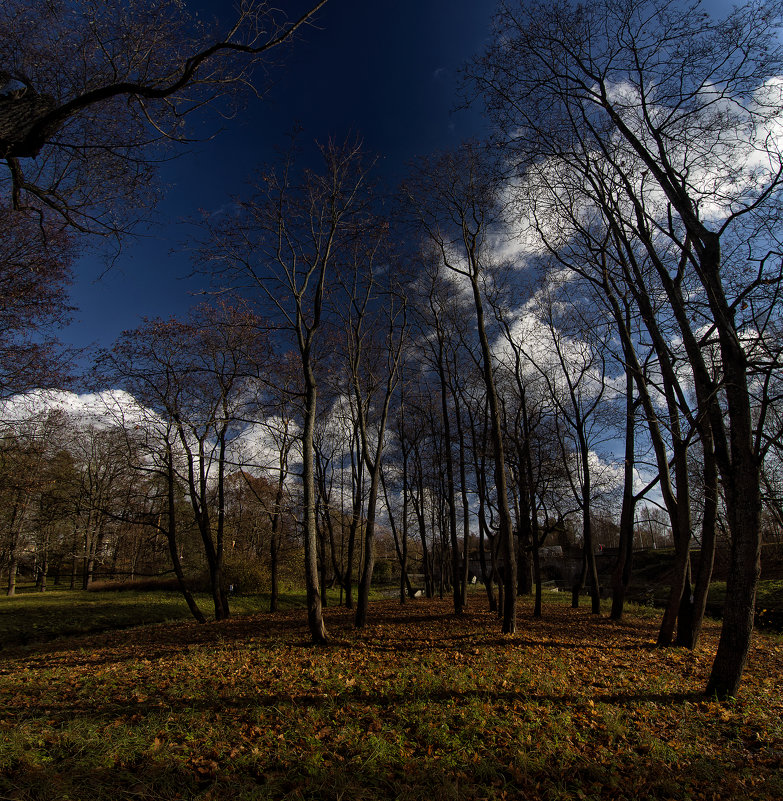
[0,589,193,647]
[1,597,782,800]
[706,580,783,608]
[0,585,385,648]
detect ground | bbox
[0,595,781,800]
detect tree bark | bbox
[301,371,328,644]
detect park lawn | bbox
[0,596,781,801]
[0,586,353,648]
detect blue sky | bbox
[66,0,497,357]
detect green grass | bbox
[0,585,371,648]
[0,596,781,800]
[705,579,783,609]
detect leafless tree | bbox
[470,0,783,698]
[198,138,373,644]
[96,299,268,621]
[0,0,328,236]
[332,242,408,629]
[404,143,518,632]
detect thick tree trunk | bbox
[705,426,762,696]
[706,489,761,698]
[699,237,761,698]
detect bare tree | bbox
[404,143,518,632]
[333,244,408,629]
[471,0,783,698]
[0,408,71,595]
[0,0,327,234]
[199,138,373,644]
[96,299,268,620]
[407,252,472,615]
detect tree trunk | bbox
[435,341,462,616]
[6,554,17,597]
[532,514,543,619]
[302,372,328,644]
[343,438,363,610]
[165,463,205,624]
[479,523,496,612]
[658,428,693,645]
[456,402,472,610]
[706,489,761,698]
[468,273,516,633]
[572,549,587,608]
[400,449,410,602]
[683,434,718,648]
[270,534,279,613]
[611,342,638,620]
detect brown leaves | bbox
[1,597,782,800]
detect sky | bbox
[65,0,498,358]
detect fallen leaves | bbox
[0,597,781,800]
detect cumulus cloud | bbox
[0,388,154,430]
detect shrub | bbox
[86,577,183,593]
[221,553,268,595]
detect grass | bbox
[0,592,782,800]
[706,580,783,613]
[0,584,366,648]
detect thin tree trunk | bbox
[6,554,17,597]
[611,366,638,620]
[435,341,462,615]
[302,371,328,644]
[455,399,471,610]
[468,273,516,632]
[684,433,718,648]
[270,534,279,612]
[160,452,205,622]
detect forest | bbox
[2,0,783,712]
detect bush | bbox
[221,553,268,595]
[373,560,393,585]
[86,577,183,593]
